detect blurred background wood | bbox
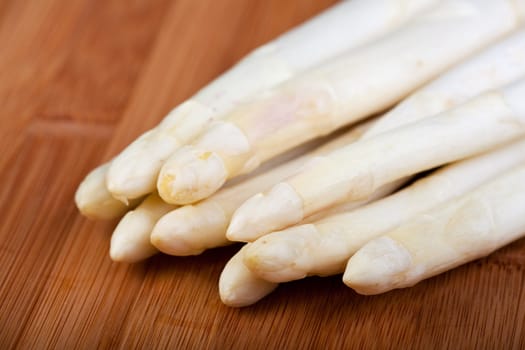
[0,0,524,348]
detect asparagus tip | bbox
[219,248,278,307]
[105,160,157,203]
[243,233,308,283]
[343,236,411,295]
[151,203,226,256]
[227,183,304,242]
[150,227,203,257]
[109,212,159,263]
[157,146,228,205]
[75,164,130,220]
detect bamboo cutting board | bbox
[1,0,524,348]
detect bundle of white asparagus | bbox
[75,0,525,307]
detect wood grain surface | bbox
[1,0,524,348]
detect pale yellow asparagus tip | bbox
[226,182,304,242]
[243,225,316,282]
[151,201,229,256]
[219,246,278,307]
[149,209,200,256]
[342,236,412,295]
[157,145,228,205]
[109,193,175,263]
[106,168,154,205]
[105,129,170,203]
[75,163,133,220]
[109,209,160,262]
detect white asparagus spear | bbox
[228,77,525,241]
[157,0,521,205]
[242,138,525,283]
[109,193,176,263]
[103,0,436,202]
[150,121,377,256]
[344,164,525,295]
[219,245,278,307]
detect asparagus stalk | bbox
[102,0,435,203]
[157,0,521,205]
[344,164,525,295]
[150,121,375,256]
[229,78,525,241]
[242,139,525,283]
[109,193,176,262]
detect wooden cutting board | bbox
[1,0,524,348]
